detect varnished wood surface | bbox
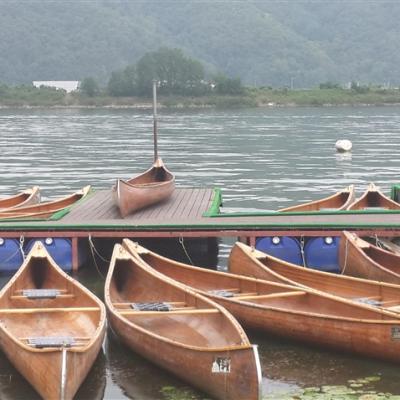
[0,187,40,210]
[347,183,400,210]
[63,188,214,224]
[125,240,400,364]
[229,241,400,314]
[279,185,355,212]
[113,158,175,217]
[0,242,106,399]
[0,186,90,220]
[105,244,261,400]
[339,231,400,284]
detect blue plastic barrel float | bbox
[0,238,24,273]
[255,236,303,266]
[304,236,340,273]
[25,238,87,272]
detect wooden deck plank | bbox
[192,189,211,218]
[62,188,215,225]
[3,187,400,236]
[184,188,203,219]
[171,188,195,219]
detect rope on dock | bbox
[179,236,194,265]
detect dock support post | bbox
[72,237,79,272]
[238,236,256,246]
[249,236,256,247]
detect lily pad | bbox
[321,385,354,395]
[303,387,321,394]
[364,376,381,383]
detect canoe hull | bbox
[108,311,260,400]
[346,182,400,210]
[339,231,400,284]
[125,240,400,364]
[0,186,90,220]
[229,242,400,310]
[0,327,104,399]
[106,244,261,400]
[0,242,106,399]
[211,297,400,363]
[113,158,175,217]
[279,185,355,212]
[0,186,40,210]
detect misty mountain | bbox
[1,1,399,87]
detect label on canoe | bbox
[391,326,400,340]
[211,357,231,373]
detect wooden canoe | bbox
[124,239,400,363]
[339,230,400,284]
[0,241,106,399]
[346,182,400,210]
[113,157,175,218]
[279,185,355,212]
[105,244,262,400]
[229,241,400,313]
[0,186,40,210]
[0,185,91,220]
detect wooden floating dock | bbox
[1,187,400,270]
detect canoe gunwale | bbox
[0,241,106,353]
[233,240,400,294]
[0,185,91,220]
[342,230,400,281]
[105,244,252,352]
[346,183,400,210]
[114,158,175,217]
[124,240,400,323]
[278,185,355,212]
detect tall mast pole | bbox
[152,79,158,162]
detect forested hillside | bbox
[1,1,399,87]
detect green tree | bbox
[107,65,137,96]
[136,47,205,96]
[213,74,244,95]
[80,77,99,97]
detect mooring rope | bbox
[299,235,306,267]
[373,233,384,249]
[19,235,25,260]
[341,237,349,274]
[179,236,194,265]
[88,235,107,279]
[0,236,25,265]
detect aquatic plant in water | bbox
[161,375,400,400]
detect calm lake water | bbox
[0,106,400,399]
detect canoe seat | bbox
[208,290,235,298]
[22,289,61,299]
[354,297,382,307]
[131,302,171,312]
[28,336,76,348]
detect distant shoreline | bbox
[2,102,400,110]
[2,88,400,109]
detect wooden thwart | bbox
[235,291,307,301]
[119,308,219,316]
[0,307,99,314]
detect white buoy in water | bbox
[335,139,352,153]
